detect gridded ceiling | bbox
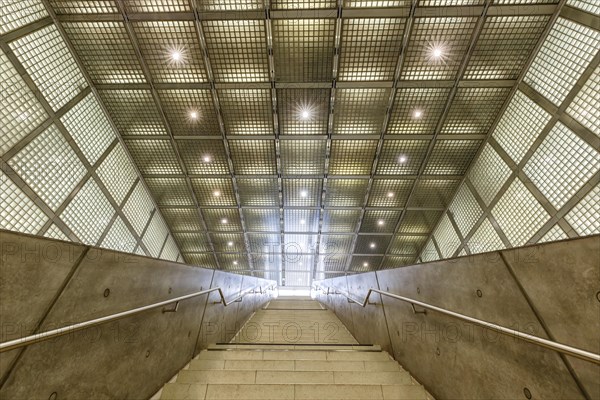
[2,0,576,287]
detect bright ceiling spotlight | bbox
[221,218,228,224]
[413,109,423,119]
[300,190,308,198]
[189,110,199,120]
[227,241,233,246]
[168,45,187,65]
[300,219,306,224]
[387,192,394,198]
[213,190,221,197]
[398,155,407,164]
[377,220,385,226]
[426,40,449,64]
[370,243,376,249]
[295,99,317,122]
[202,155,212,163]
[233,261,238,265]
[363,262,369,267]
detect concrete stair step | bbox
[197,349,391,362]
[207,343,381,351]
[189,358,401,372]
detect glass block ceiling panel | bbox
[329,140,378,175]
[338,18,406,81]
[381,256,415,269]
[124,139,182,175]
[10,24,87,111]
[203,20,269,83]
[61,93,115,165]
[131,21,207,83]
[492,90,551,164]
[49,1,118,14]
[1,0,48,35]
[538,224,568,244]
[143,212,169,257]
[324,179,369,207]
[44,224,69,241]
[273,0,337,9]
[173,232,212,253]
[273,19,335,82]
[420,240,439,262]
[398,210,443,234]
[322,209,361,233]
[387,88,451,135]
[62,21,146,84]
[191,177,237,207]
[1,170,48,235]
[0,51,48,155]
[492,178,550,247]
[388,235,427,255]
[96,143,137,205]
[367,179,413,208]
[218,89,273,135]
[280,140,327,175]
[125,0,191,13]
[243,209,280,232]
[284,209,320,233]
[145,177,195,207]
[468,217,504,254]
[161,235,180,262]
[344,1,409,7]
[350,255,383,271]
[524,18,600,106]
[449,184,482,237]
[158,90,221,136]
[229,140,277,175]
[377,140,429,175]
[524,122,599,210]
[200,0,264,11]
[468,143,512,206]
[401,17,478,80]
[567,64,599,137]
[98,89,166,135]
[101,216,137,254]
[162,208,204,232]
[203,208,243,232]
[424,139,482,175]
[277,89,330,135]
[237,178,280,207]
[122,181,155,235]
[248,233,281,253]
[433,214,461,258]
[60,177,115,246]
[566,0,600,14]
[8,124,86,211]
[210,232,246,253]
[441,88,511,135]
[177,140,230,175]
[321,234,354,254]
[465,16,550,80]
[283,179,322,207]
[565,184,600,236]
[360,210,401,233]
[334,89,390,135]
[408,179,460,208]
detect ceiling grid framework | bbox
[2,0,597,286]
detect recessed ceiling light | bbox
[387,192,394,198]
[233,261,238,265]
[213,190,221,197]
[190,111,199,120]
[227,241,233,246]
[398,155,407,164]
[221,218,228,224]
[426,41,449,63]
[171,50,182,61]
[300,219,306,224]
[370,243,376,249]
[300,190,308,197]
[413,109,423,119]
[202,155,212,163]
[363,262,369,267]
[377,220,384,226]
[301,110,310,119]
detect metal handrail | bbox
[0,284,275,353]
[314,284,600,365]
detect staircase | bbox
[155,297,433,400]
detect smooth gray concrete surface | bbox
[0,230,276,400]
[316,236,599,400]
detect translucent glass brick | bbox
[122,182,155,235]
[449,184,483,237]
[160,235,180,262]
[8,124,87,211]
[524,122,599,209]
[468,144,512,206]
[60,178,115,246]
[44,224,70,241]
[565,184,600,236]
[1,51,48,156]
[10,24,87,111]
[524,18,600,106]
[1,170,48,234]
[491,178,550,246]
[468,217,505,254]
[492,90,551,164]
[143,213,169,258]
[566,0,600,18]
[433,214,461,258]
[101,216,137,253]
[96,143,138,205]
[420,239,440,262]
[538,224,568,243]
[566,64,599,137]
[61,94,116,165]
[1,0,48,35]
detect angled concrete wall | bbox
[0,230,276,400]
[316,235,599,400]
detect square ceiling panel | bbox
[218,89,273,135]
[62,21,146,84]
[324,179,369,207]
[203,208,243,232]
[401,17,478,80]
[131,21,207,83]
[367,178,413,208]
[273,19,336,82]
[237,178,280,207]
[329,139,378,175]
[408,179,460,208]
[98,89,166,135]
[334,88,390,135]
[162,208,204,232]
[360,210,401,233]
[349,255,383,272]
[248,233,281,254]
[177,140,230,174]
[339,18,405,81]
[388,235,428,255]
[200,0,264,11]
[202,19,269,83]
[157,89,221,136]
[272,0,337,9]
[397,210,444,234]
[354,234,391,254]
[124,0,191,13]
[173,232,212,253]
[320,234,355,255]
[145,177,194,206]
[244,209,281,232]
[277,89,330,135]
[283,178,322,207]
[424,140,482,175]
[380,256,415,269]
[229,140,277,174]
[284,209,320,233]
[387,88,451,135]
[280,140,327,175]
[376,139,429,175]
[48,1,118,14]
[191,178,237,207]
[124,139,182,175]
[210,232,246,253]
[321,209,361,233]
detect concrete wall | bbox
[316,235,599,400]
[0,230,276,400]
